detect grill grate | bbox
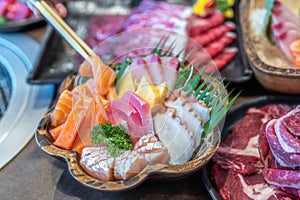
[0,62,12,120]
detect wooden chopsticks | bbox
[29,0,95,63]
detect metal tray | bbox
[200,95,300,200]
[27,0,252,84]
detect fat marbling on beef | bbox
[211,104,300,200]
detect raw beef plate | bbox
[212,104,300,199]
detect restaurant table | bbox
[0,26,270,200]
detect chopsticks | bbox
[29,0,95,63]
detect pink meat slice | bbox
[271,0,300,61]
[265,119,300,168]
[192,21,236,47]
[212,104,297,200]
[272,106,300,153]
[187,10,225,37]
[275,117,300,153]
[283,106,300,136]
[0,0,10,15]
[272,0,300,25]
[188,32,236,67]
[87,14,127,41]
[206,47,238,72]
[6,1,32,20]
[263,168,300,189]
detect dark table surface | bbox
[0,138,213,200]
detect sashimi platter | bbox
[36,25,236,190]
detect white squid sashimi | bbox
[153,108,195,165]
[164,96,204,147]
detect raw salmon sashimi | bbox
[80,134,169,181]
[50,65,110,151]
[78,54,116,96]
[53,96,92,150]
[290,40,300,68]
[50,90,73,127]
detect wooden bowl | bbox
[239,0,300,94]
[35,74,221,192]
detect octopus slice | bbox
[189,100,211,125]
[165,96,204,147]
[154,108,195,165]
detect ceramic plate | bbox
[239,0,300,94]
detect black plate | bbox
[200,95,300,200]
[0,18,45,32]
[27,25,77,84]
[27,0,252,84]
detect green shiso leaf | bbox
[113,36,239,140]
[264,0,275,43]
[116,54,129,84]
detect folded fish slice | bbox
[80,146,115,181]
[50,89,73,127]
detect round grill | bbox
[0,62,12,120]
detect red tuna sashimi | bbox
[192,21,236,47]
[122,91,154,136]
[107,91,153,142]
